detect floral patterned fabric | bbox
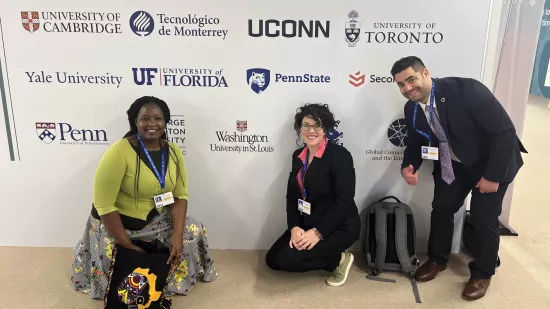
[71,210,217,299]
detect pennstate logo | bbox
[236,120,247,132]
[21,11,40,33]
[36,122,56,144]
[246,68,270,94]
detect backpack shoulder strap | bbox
[395,206,422,303]
[374,206,388,274]
[394,207,415,274]
[366,205,398,283]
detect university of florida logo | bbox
[246,68,270,94]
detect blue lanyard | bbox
[300,149,309,199]
[137,134,165,189]
[412,79,435,144]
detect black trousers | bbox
[266,216,360,272]
[429,161,508,279]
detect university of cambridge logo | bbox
[21,11,40,33]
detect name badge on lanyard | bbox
[413,79,439,161]
[137,134,174,208]
[298,149,311,215]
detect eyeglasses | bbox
[301,123,323,131]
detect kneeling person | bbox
[266,103,361,287]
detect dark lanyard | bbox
[300,149,309,199]
[412,79,435,145]
[137,134,165,189]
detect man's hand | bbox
[289,227,305,250]
[167,234,183,265]
[476,177,499,193]
[295,229,321,251]
[402,164,418,185]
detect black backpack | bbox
[362,196,421,303]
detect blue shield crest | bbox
[246,68,270,94]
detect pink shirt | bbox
[296,138,328,198]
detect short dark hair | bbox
[390,56,426,77]
[294,103,336,135]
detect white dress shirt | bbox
[418,101,461,162]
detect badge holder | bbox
[421,145,439,160]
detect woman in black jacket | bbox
[266,103,361,287]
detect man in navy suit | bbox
[391,56,527,300]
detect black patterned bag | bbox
[104,239,174,309]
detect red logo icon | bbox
[236,120,247,132]
[349,71,365,87]
[21,11,40,33]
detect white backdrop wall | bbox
[0,0,491,252]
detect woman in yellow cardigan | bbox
[71,96,217,298]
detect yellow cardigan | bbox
[93,139,188,220]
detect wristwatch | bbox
[312,228,323,240]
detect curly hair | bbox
[293,103,336,136]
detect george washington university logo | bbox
[236,120,247,132]
[36,122,56,143]
[22,11,40,33]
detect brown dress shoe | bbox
[462,278,491,300]
[414,260,447,282]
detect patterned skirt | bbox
[71,210,218,299]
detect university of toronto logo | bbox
[21,11,40,33]
[345,10,360,47]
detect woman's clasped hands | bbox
[289,226,321,250]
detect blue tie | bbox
[426,105,455,184]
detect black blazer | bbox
[402,77,527,184]
[286,141,360,238]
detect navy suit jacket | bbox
[402,77,527,184]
